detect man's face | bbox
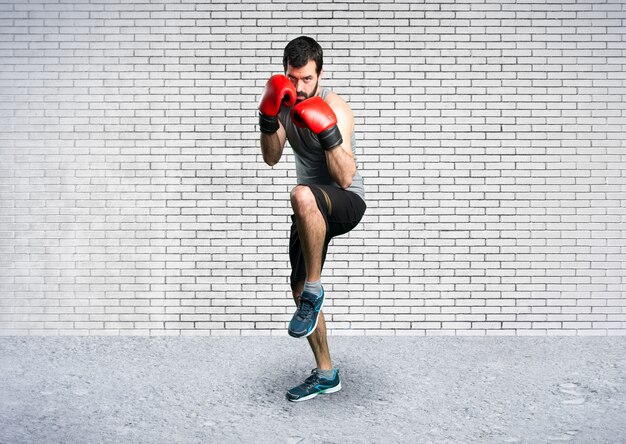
[286,59,322,104]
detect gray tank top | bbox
[278,87,365,201]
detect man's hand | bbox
[258,74,297,134]
[290,96,343,151]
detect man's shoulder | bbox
[323,91,353,118]
[323,90,346,105]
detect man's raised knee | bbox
[290,185,316,215]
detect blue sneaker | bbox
[286,368,342,402]
[288,289,324,338]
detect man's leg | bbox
[290,185,325,282]
[292,281,333,371]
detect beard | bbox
[295,80,319,104]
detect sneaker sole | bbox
[288,294,325,338]
[286,381,342,402]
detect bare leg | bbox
[290,186,325,282]
[293,281,333,371]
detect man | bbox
[258,36,366,402]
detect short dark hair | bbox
[283,36,323,75]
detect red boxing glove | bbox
[290,96,343,151]
[258,74,297,134]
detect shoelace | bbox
[296,296,316,320]
[302,370,322,389]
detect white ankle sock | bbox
[304,279,322,296]
[318,368,336,379]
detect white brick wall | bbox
[1,0,624,336]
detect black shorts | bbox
[289,184,366,289]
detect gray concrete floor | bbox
[1,336,625,443]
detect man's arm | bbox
[324,93,356,189]
[260,121,287,167]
